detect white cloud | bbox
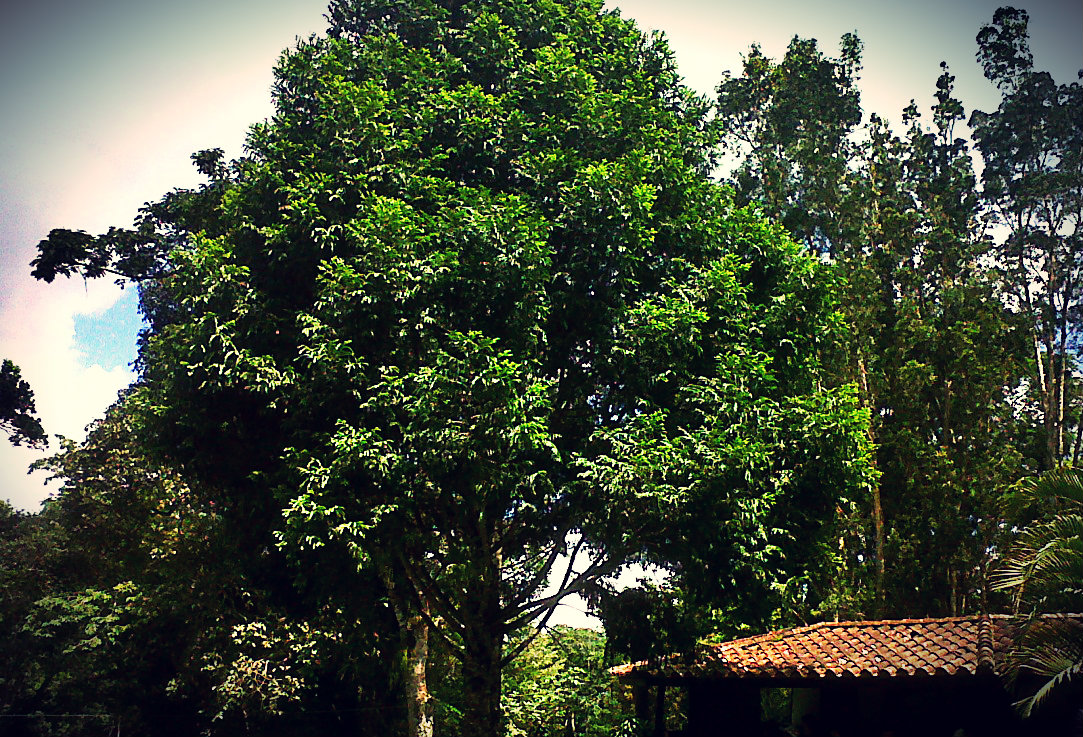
[1,279,135,510]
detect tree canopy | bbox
[970,6,1083,469]
[114,1,873,733]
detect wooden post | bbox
[634,683,651,735]
[654,684,666,737]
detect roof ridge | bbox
[710,616,992,651]
[613,613,1083,682]
[830,615,985,626]
[976,615,996,674]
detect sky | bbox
[0,0,1080,624]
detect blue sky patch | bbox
[73,288,144,370]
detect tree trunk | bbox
[870,478,885,612]
[406,608,435,737]
[633,683,651,735]
[1037,328,1060,468]
[461,628,503,737]
[456,509,505,737]
[379,563,434,737]
[858,353,886,612]
[1071,416,1083,465]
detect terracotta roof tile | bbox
[612,615,1082,681]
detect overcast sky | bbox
[1,0,1080,519]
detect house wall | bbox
[668,677,1029,737]
[686,681,759,737]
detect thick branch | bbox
[506,550,622,630]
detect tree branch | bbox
[505,534,568,609]
[506,548,622,630]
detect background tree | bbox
[716,34,863,255]
[0,359,46,448]
[716,38,1029,618]
[502,626,629,737]
[715,35,888,613]
[970,6,1083,469]
[2,393,405,737]
[856,71,1026,616]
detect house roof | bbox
[613,615,1021,682]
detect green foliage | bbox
[502,627,630,737]
[1,400,215,735]
[109,2,873,733]
[30,148,232,288]
[0,501,74,719]
[3,395,404,737]
[716,34,863,253]
[859,69,1027,616]
[199,619,339,722]
[995,470,1083,613]
[20,7,1080,735]
[593,582,702,663]
[43,0,1083,729]
[715,30,1030,619]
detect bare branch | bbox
[505,534,569,609]
[506,549,622,631]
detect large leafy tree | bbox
[34,1,872,733]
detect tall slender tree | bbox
[864,70,1026,615]
[716,39,1028,617]
[970,6,1083,469]
[31,4,875,732]
[716,34,863,255]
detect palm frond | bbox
[1012,638,1083,717]
[994,469,1083,717]
[1020,468,1083,507]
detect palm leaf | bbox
[993,468,1083,717]
[1007,616,1083,717]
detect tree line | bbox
[1,1,1080,735]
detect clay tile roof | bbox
[612,615,1036,681]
